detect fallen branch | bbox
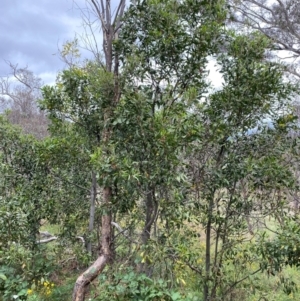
[39,231,54,238]
[38,236,58,244]
[37,231,85,245]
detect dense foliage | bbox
[1,0,300,301]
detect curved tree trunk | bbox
[73,187,112,301]
[72,255,108,301]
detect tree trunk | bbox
[138,188,157,274]
[72,255,108,301]
[72,187,112,301]
[101,187,113,259]
[204,197,213,301]
[141,190,155,245]
[87,171,97,254]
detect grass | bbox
[246,266,300,301]
[32,215,300,301]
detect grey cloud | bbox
[0,0,88,83]
[0,0,125,84]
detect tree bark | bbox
[87,171,97,254]
[141,190,155,245]
[72,255,108,301]
[72,187,112,301]
[204,197,213,301]
[101,186,113,259]
[138,188,158,274]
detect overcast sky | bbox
[0,0,222,88]
[0,0,91,84]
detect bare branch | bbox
[228,0,300,79]
[113,0,126,35]
[111,221,138,244]
[90,0,108,33]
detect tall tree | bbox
[187,31,297,301]
[42,0,225,299]
[114,0,226,274]
[71,1,126,296]
[43,1,126,300]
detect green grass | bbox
[246,266,300,301]
[34,218,300,301]
[40,221,61,236]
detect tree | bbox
[61,0,125,298]
[0,63,48,139]
[0,116,54,300]
[186,31,298,300]
[42,0,126,299]
[58,1,296,299]
[113,0,226,274]
[228,0,300,79]
[9,0,297,300]
[41,1,226,299]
